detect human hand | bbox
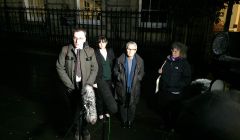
[67,88,74,93]
[93,83,98,88]
[158,68,163,74]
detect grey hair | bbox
[126,41,137,49]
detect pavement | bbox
[0,40,177,140]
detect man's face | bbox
[73,31,86,48]
[126,44,137,58]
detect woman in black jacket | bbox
[94,36,117,121]
[158,42,191,131]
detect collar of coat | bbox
[118,53,142,66]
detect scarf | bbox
[167,55,182,61]
[124,55,137,94]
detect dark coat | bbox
[160,56,191,93]
[94,47,115,83]
[94,47,117,114]
[114,53,145,106]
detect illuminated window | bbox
[24,0,44,8]
[23,0,45,21]
[76,0,102,25]
[76,0,101,10]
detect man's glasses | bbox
[127,48,137,51]
[73,37,85,40]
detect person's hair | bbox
[126,41,137,49]
[171,42,188,58]
[72,27,87,36]
[97,35,108,43]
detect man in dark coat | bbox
[114,41,145,128]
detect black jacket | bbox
[94,47,115,83]
[114,53,145,105]
[160,56,191,93]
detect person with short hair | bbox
[114,41,145,128]
[56,28,98,140]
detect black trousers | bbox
[68,85,89,136]
[95,80,112,115]
[158,91,182,130]
[119,94,137,123]
[96,80,118,115]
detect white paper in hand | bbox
[155,75,161,93]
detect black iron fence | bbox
[0,6,213,57]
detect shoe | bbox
[99,115,104,120]
[82,134,90,140]
[74,131,80,140]
[105,113,110,118]
[103,114,110,123]
[170,128,175,133]
[121,121,127,128]
[159,124,165,130]
[128,121,133,128]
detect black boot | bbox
[121,121,127,128]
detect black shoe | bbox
[128,121,133,128]
[82,134,90,140]
[74,131,79,140]
[121,121,127,128]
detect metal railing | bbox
[0,6,213,54]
